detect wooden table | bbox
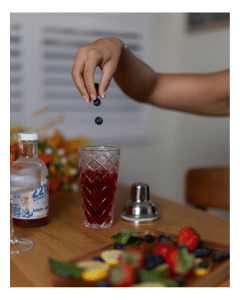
[10,183,230,287]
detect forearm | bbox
[114,47,229,116]
[150,70,230,116]
[113,46,159,103]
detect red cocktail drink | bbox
[78,146,120,229]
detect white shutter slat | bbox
[10,13,155,143]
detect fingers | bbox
[72,39,122,103]
[71,50,90,102]
[72,47,102,103]
[98,61,118,99]
[83,50,102,101]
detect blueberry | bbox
[95,83,99,93]
[114,243,124,250]
[93,98,101,106]
[221,250,230,259]
[192,245,211,258]
[158,234,170,242]
[145,254,164,270]
[92,256,104,262]
[97,280,111,287]
[144,234,155,243]
[59,270,74,279]
[95,117,103,125]
[201,245,212,256]
[199,260,209,268]
[145,253,155,262]
[174,276,185,286]
[154,255,165,266]
[192,248,203,258]
[212,251,230,262]
[145,259,156,270]
[178,245,189,250]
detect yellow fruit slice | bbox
[101,250,122,266]
[133,283,165,287]
[194,267,211,277]
[76,261,110,282]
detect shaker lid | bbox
[121,182,159,222]
[131,182,149,202]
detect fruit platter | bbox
[46,227,230,287]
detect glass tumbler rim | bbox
[78,145,120,153]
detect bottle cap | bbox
[18,132,39,141]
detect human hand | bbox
[71,37,125,102]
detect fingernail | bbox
[83,96,89,102]
[90,94,96,101]
[101,91,106,99]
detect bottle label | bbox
[12,175,49,220]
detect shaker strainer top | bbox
[121,183,159,222]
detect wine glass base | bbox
[10,238,34,254]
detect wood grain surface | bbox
[10,183,230,287]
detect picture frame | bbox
[187,13,230,33]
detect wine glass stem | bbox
[10,197,17,240]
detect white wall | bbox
[117,13,230,218]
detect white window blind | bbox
[10,13,155,143]
[10,18,25,123]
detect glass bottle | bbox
[12,132,49,227]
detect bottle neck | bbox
[19,140,38,158]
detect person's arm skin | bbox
[71,37,230,116]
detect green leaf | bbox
[48,258,84,279]
[137,269,178,287]
[175,248,194,274]
[121,228,141,237]
[111,228,141,246]
[151,263,171,278]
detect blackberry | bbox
[143,234,155,243]
[114,243,124,250]
[95,117,103,125]
[92,255,104,262]
[93,98,101,106]
[158,234,170,242]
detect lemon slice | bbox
[101,250,122,266]
[77,261,110,281]
[194,267,210,277]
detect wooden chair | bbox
[185,166,230,211]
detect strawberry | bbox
[109,262,136,287]
[178,227,200,251]
[154,242,176,259]
[154,242,178,272]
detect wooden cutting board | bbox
[46,230,230,287]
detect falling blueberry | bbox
[95,117,103,125]
[93,98,101,106]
